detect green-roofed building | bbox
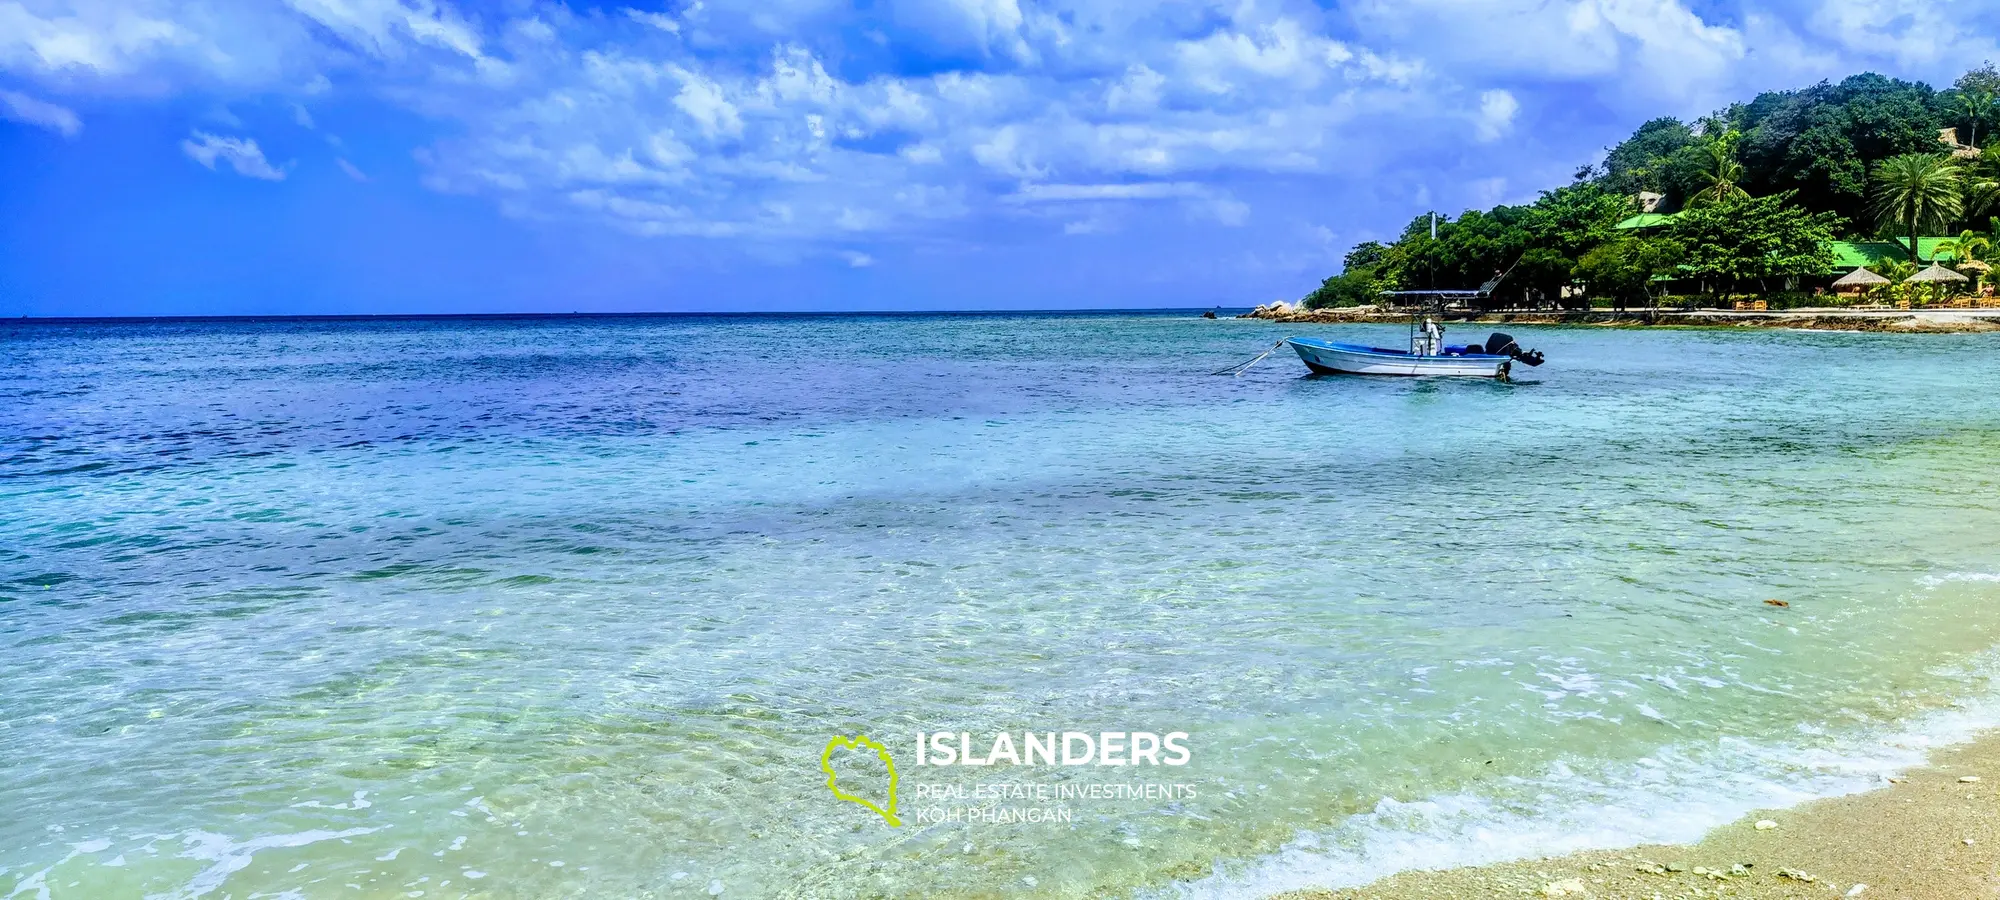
[1614,212,1679,230]
[1614,217,1957,273]
[1827,237,1960,270]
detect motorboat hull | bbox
[1287,338,1512,378]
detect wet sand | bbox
[1270,732,2000,899]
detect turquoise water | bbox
[5,314,2000,899]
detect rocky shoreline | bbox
[1239,303,2000,333]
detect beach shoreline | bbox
[1240,306,2000,333]
[1263,729,2000,900]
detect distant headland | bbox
[1301,65,2000,318]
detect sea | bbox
[4,312,2000,899]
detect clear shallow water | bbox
[3,313,2000,899]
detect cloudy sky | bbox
[3,0,1997,315]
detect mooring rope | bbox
[1213,339,1287,376]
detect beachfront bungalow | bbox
[1626,227,1964,298]
[1616,214,1958,269]
[1586,211,1975,303]
[1821,238,1986,299]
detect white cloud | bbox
[0,89,81,136]
[337,157,369,180]
[669,65,744,139]
[1474,89,1518,142]
[842,250,874,267]
[899,143,943,165]
[1780,0,2000,79]
[0,3,187,78]
[1346,0,1745,99]
[971,125,1045,179]
[1175,18,1351,94]
[8,0,2000,256]
[1063,214,1111,235]
[1203,195,1251,226]
[1104,64,1163,113]
[625,8,680,34]
[283,0,484,60]
[181,131,287,180]
[1005,182,1206,202]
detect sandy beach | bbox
[1272,731,2000,900]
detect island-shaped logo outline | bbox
[821,735,901,826]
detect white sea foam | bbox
[1163,685,2000,899]
[1919,572,2000,588]
[148,827,379,900]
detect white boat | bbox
[1286,336,1516,378]
[1285,291,1544,379]
[1216,285,1547,381]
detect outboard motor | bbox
[1483,332,1545,367]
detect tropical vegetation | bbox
[1305,67,2000,309]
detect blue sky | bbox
[3,0,1998,315]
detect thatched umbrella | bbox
[1831,266,1890,290]
[1908,262,1970,283]
[1955,259,1992,274]
[1905,261,1970,307]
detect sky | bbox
[4,0,2000,315]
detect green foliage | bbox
[1599,118,1696,196]
[1956,90,1995,148]
[1938,229,1992,263]
[1316,65,2000,306]
[1688,129,1750,207]
[1522,183,1630,256]
[1869,153,1963,260]
[1960,157,2000,221]
[1302,241,1391,308]
[1737,75,1945,223]
[1343,241,1388,273]
[1369,185,1631,307]
[1302,272,1380,308]
[1379,207,1531,297]
[1957,63,2000,98]
[1514,248,1578,308]
[1953,66,2000,155]
[1669,192,1845,291]
[1574,236,1685,307]
[1867,256,1918,283]
[1512,184,1634,306]
[1938,229,1994,293]
[1600,74,1952,222]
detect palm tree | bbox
[1870,153,1963,262]
[1864,258,1918,306]
[1963,89,1996,149]
[1938,229,1992,265]
[1689,131,1749,207]
[1939,229,1995,296]
[1871,258,1918,281]
[1962,157,2000,220]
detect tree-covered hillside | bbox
[1308,67,2000,309]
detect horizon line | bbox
[3,306,1250,325]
